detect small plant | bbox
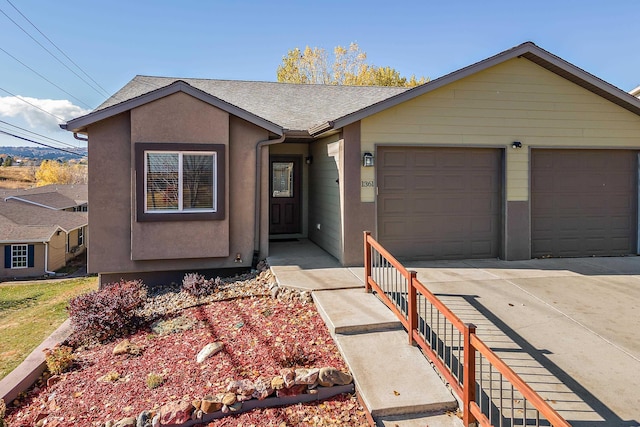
[67,279,147,344]
[181,273,221,297]
[97,371,121,383]
[43,345,74,375]
[146,372,164,389]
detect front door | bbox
[269,156,301,234]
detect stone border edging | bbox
[175,383,355,427]
[0,319,72,404]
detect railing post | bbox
[407,270,417,345]
[463,323,477,427]
[363,231,372,293]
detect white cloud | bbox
[0,96,90,131]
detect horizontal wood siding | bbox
[308,135,342,260]
[361,57,640,202]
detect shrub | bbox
[146,372,164,389]
[43,345,74,375]
[181,273,221,297]
[67,279,147,344]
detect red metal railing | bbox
[364,231,571,427]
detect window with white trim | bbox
[135,143,225,222]
[78,227,84,246]
[11,244,28,268]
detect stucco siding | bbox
[361,57,640,202]
[308,134,343,261]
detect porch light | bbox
[363,152,374,167]
[305,156,313,165]
[511,141,522,149]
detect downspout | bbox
[73,133,88,142]
[44,241,55,275]
[253,134,286,268]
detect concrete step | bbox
[335,329,458,418]
[376,412,464,427]
[313,288,402,334]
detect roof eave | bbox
[62,80,284,136]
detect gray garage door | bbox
[531,149,637,258]
[377,147,502,260]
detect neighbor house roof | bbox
[1,184,87,210]
[0,198,87,243]
[631,85,640,97]
[62,42,640,137]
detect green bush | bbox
[43,345,74,375]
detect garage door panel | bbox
[531,149,637,257]
[378,147,502,260]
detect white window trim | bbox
[11,244,28,269]
[143,150,218,214]
[78,227,84,246]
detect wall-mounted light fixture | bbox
[305,156,313,165]
[362,152,374,167]
[511,141,523,149]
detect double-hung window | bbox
[12,244,28,268]
[135,143,225,221]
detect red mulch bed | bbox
[5,284,369,426]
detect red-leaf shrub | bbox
[67,279,147,345]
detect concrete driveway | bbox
[400,256,640,427]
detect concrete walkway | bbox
[269,239,640,427]
[268,240,463,427]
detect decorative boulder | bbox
[227,378,255,397]
[200,396,223,414]
[294,368,319,385]
[318,367,353,387]
[196,342,224,363]
[276,384,307,398]
[113,339,143,356]
[159,400,192,425]
[271,375,285,390]
[280,368,295,388]
[252,377,274,400]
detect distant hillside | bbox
[0,146,87,162]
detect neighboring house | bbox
[61,42,640,286]
[632,85,640,97]
[0,185,88,280]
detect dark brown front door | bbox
[270,156,302,234]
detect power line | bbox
[0,6,109,100]
[0,130,85,157]
[0,119,80,149]
[0,46,93,109]
[5,0,111,99]
[0,86,65,122]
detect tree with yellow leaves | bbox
[35,160,87,186]
[277,42,428,87]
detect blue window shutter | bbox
[28,245,34,268]
[4,246,9,268]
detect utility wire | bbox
[0,86,66,122]
[0,46,93,109]
[0,119,80,149]
[0,6,109,100]
[5,0,111,99]
[0,130,85,157]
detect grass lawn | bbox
[0,277,98,380]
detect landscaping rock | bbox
[114,417,136,427]
[151,414,160,427]
[252,377,274,400]
[318,367,353,387]
[136,410,152,427]
[200,396,223,414]
[159,400,192,425]
[294,368,319,385]
[271,375,285,390]
[280,368,295,388]
[221,392,237,406]
[276,384,307,397]
[227,378,254,397]
[196,342,223,363]
[112,339,143,356]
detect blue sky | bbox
[0,0,639,149]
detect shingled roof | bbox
[0,198,87,243]
[1,184,87,210]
